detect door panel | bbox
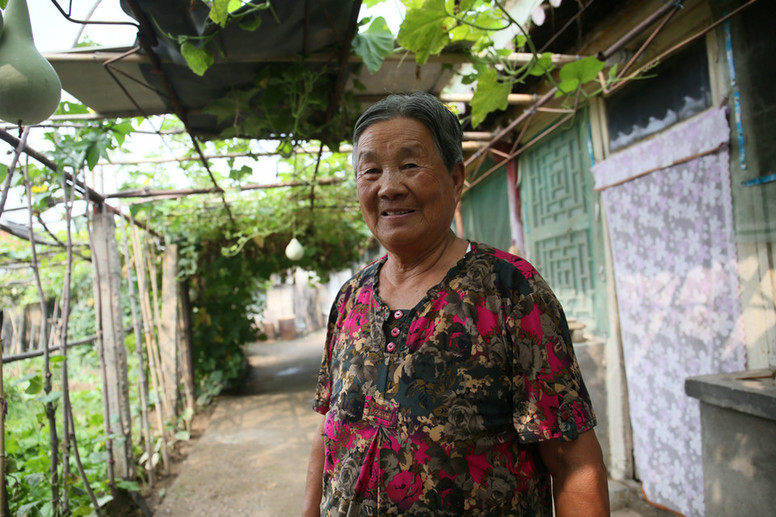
[521,118,607,334]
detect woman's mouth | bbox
[382,209,414,216]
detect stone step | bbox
[608,479,679,517]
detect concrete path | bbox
[153,329,670,516]
[154,330,326,516]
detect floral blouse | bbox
[313,242,596,516]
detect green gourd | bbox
[0,0,61,125]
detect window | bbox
[606,41,712,151]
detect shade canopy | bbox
[45,0,455,143]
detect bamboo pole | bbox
[0,128,163,239]
[57,174,72,514]
[66,404,103,517]
[62,169,103,517]
[1,310,7,517]
[0,127,30,218]
[103,177,344,199]
[22,155,61,517]
[129,224,169,471]
[119,217,155,486]
[144,235,175,422]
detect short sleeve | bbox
[508,281,597,443]
[312,297,340,415]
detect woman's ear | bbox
[451,162,466,201]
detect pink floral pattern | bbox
[313,242,596,516]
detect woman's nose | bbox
[378,169,407,198]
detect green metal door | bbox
[520,118,608,335]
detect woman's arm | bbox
[537,429,610,517]
[302,415,326,517]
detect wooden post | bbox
[178,279,196,416]
[90,206,134,480]
[159,245,180,416]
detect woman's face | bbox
[355,117,464,254]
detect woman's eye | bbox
[402,163,419,170]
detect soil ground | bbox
[146,329,325,516]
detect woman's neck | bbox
[378,232,468,309]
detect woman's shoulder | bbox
[469,241,541,280]
[335,255,385,299]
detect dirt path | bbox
[152,330,326,516]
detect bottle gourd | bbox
[0,0,61,125]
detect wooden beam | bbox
[44,50,583,67]
[104,176,345,199]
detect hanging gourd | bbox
[285,237,304,261]
[0,0,62,126]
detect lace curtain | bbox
[592,107,746,516]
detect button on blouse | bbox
[386,342,396,352]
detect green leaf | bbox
[556,79,580,96]
[37,391,62,405]
[228,165,252,182]
[209,0,231,27]
[352,16,394,74]
[117,480,141,492]
[109,121,134,146]
[275,140,293,158]
[559,56,605,88]
[97,495,113,508]
[528,52,555,77]
[174,430,191,441]
[71,506,93,517]
[397,0,454,65]
[25,375,43,395]
[55,100,89,116]
[238,15,262,31]
[181,41,215,76]
[86,143,101,170]
[470,67,511,128]
[608,63,619,80]
[129,203,150,220]
[180,407,194,422]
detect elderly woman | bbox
[303,92,608,516]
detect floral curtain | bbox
[592,107,746,517]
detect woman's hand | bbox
[302,415,326,517]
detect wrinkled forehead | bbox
[353,117,438,164]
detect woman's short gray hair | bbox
[352,91,464,173]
